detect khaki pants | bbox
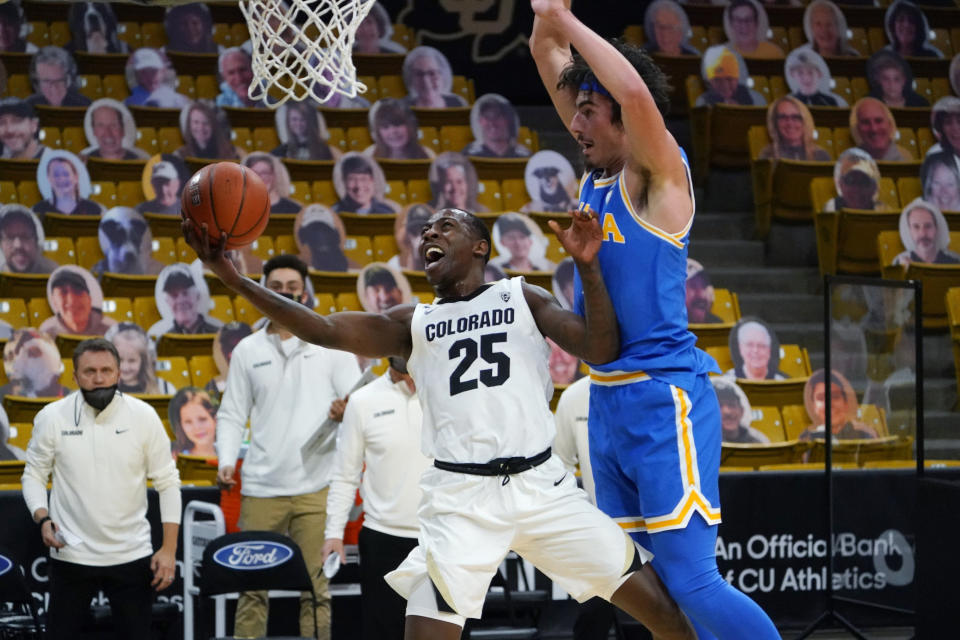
[234,489,331,640]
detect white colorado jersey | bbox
[408,277,555,464]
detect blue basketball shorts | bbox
[587,371,722,533]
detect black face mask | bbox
[81,384,118,411]
[276,291,310,307]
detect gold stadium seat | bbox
[813,208,901,276]
[849,78,869,103]
[857,404,889,438]
[896,176,923,204]
[372,234,398,262]
[152,237,178,265]
[831,77,852,107]
[904,262,960,328]
[848,28,870,56]
[622,25,644,46]
[232,127,254,152]
[377,75,406,99]
[158,127,184,154]
[931,29,953,57]
[758,462,854,472]
[335,292,362,312]
[101,297,134,323]
[689,26,709,52]
[8,422,32,451]
[867,27,887,55]
[0,181,18,204]
[406,179,430,203]
[253,127,280,152]
[807,436,913,467]
[117,22,139,48]
[61,126,87,154]
[3,396,50,423]
[750,406,786,443]
[452,76,474,104]
[139,22,166,48]
[189,355,218,388]
[78,75,102,101]
[0,460,26,485]
[176,237,198,264]
[134,296,161,329]
[195,75,219,100]
[781,404,811,440]
[343,236,374,266]
[176,76,196,99]
[769,27,789,53]
[832,126,855,155]
[90,181,117,208]
[156,356,191,390]
[779,345,811,378]
[760,159,834,236]
[749,76,771,105]
[6,74,30,99]
[233,296,264,324]
[209,295,236,324]
[897,128,919,159]
[26,297,52,327]
[100,273,157,298]
[501,178,527,211]
[705,346,733,372]
[720,441,809,470]
[385,180,407,205]
[177,454,218,482]
[75,236,103,269]
[43,237,76,266]
[248,237,274,263]
[477,180,502,212]
[17,181,41,206]
[212,22,233,46]
[929,79,951,103]
[707,25,725,46]
[327,128,347,152]
[419,126,441,153]
[2,273,49,300]
[274,235,297,256]
[290,180,313,203]
[312,181,337,204]
[737,379,808,408]
[916,129,936,157]
[346,126,373,152]
[517,127,538,153]
[230,23,249,47]
[0,299,29,328]
[810,176,835,213]
[116,181,144,207]
[313,293,337,315]
[392,23,413,49]
[440,125,472,153]
[157,334,215,359]
[136,127,159,155]
[102,74,129,100]
[768,75,788,101]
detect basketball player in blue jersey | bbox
[530,1,779,638]
[182,208,696,639]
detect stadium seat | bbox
[0,181,18,204]
[102,75,129,101]
[212,22,233,46]
[140,22,167,48]
[253,127,280,152]
[26,298,52,327]
[274,235,297,256]
[48,22,70,47]
[157,334,215,359]
[0,460,26,485]
[0,299,29,328]
[312,181,337,205]
[209,295,236,324]
[440,126,473,153]
[419,126,441,153]
[779,345,812,378]
[117,22,140,48]
[781,405,811,440]
[17,181,41,206]
[932,29,953,57]
[152,237,178,265]
[867,27,887,55]
[385,180,407,205]
[8,422,32,451]
[158,127,184,154]
[189,355,218,388]
[6,74,30,99]
[290,181,313,203]
[43,237,76,266]
[813,208,902,276]
[116,181,144,207]
[176,76,197,99]
[136,127,159,155]
[500,179,528,211]
[134,296,161,329]
[156,356,192,390]
[377,75,406,99]
[61,126,87,154]
[807,436,914,467]
[857,405,889,438]
[176,238,198,264]
[335,292,362,312]
[313,293,337,315]
[75,237,103,270]
[230,23,250,46]
[101,297,134,323]
[848,28,870,56]
[232,127,254,152]
[78,75,102,101]
[720,441,809,470]
[737,380,807,409]
[248,237,275,263]
[346,127,373,152]
[372,234,398,262]
[406,179,431,203]
[343,236,374,266]
[477,180,502,212]
[904,262,960,328]
[327,128,347,151]
[759,159,834,237]
[195,75,219,100]
[2,273,50,300]
[232,296,264,325]
[750,406,786,443]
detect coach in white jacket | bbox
[21,338,182,640]
[216,254,360,640]
[322,357,431,640]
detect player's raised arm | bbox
[183,219,413,359]
[529,0,577,137]
[525,210,618,364]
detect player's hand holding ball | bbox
[181,162,270,281]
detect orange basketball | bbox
[181,162,270,250]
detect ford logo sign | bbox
[0,555,12,577]
[212,542,293,571]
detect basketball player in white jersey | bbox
[183,207,694,639]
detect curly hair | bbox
[556,38,671,123]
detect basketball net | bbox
[239,0,375,106]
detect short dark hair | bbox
[729,0,758,21]
[73,337,120,369]
[51,269,90,294]
[263,253,309,284]
[558,38,671,121]
[460,209,492,263]
[341,155,374,177]
[0,208,37,238]
[364,265,398,289]
[715,385,741,408]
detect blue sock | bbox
[633,517,780,639]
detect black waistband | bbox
[434,447,552,479]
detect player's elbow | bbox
[585,336,621,366]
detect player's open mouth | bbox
[424,245,445,265]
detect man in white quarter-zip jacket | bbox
[321,357,432,640]
[216,254,361,640]
[21,338,182,640]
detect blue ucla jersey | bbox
[573,149,717,391]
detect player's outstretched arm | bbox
[524,209,618,364]
[532,0,692,233]
[183,219,413,359]
[529,0,576,137]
